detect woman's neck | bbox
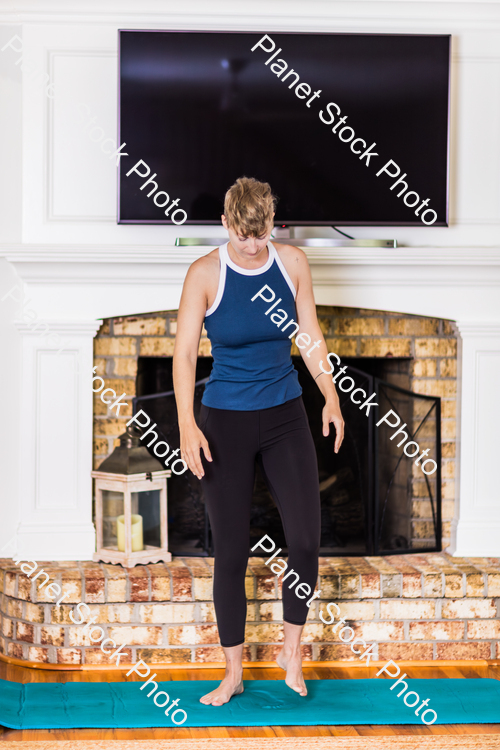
[226,241,270,270]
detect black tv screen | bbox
[118,31,450,227]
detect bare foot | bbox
[200,674,244,706]
[276,648,307,696]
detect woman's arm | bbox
[280,246,345,453]
[173,258,214,479]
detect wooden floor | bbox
[1,662,500,741]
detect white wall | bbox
[0,261,22,555]
[0,25,23,243]
[0,1,498,249]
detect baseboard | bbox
[0,652,496,672]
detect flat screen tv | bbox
[118,30,450,227]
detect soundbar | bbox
[175,238,398,248]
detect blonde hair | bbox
[224,177,277,237]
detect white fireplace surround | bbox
[1,245,500,560]
[0,1,500,559]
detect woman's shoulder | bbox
[272,242,308,265]
[188,247,221,277]
[183,248,222,306]
[272,242,311,295]
[272,242,310,288]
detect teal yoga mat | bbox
[1,678,500,729]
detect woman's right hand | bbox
[180,421,213,480]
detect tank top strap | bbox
[219,241,230,265]
[206,243,228,317]
[268,241,297,300]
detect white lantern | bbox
[92,426,171,567]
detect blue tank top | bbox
[202,241,302,411]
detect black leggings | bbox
[199,396,321,647]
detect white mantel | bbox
[1,0,500,558]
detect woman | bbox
[173,177,344,707]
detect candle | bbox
[117,514,143,552]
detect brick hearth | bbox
[1,553,499,666]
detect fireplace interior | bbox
[134,355,441,557]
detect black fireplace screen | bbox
[134,356,441,556]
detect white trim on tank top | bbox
[271,242,297,299]
[224,240,274,276]
[205,241,297,317]
[205,245,227,317]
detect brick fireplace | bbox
[2,243,499,668]
[93,305,457,550]
[3,244,498,563]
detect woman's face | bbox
[222,215,274,261]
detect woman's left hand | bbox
[322,401,344,453]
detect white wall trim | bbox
[46,48,117,223]
[13,320,100,560]
[14,319,102,334]
[449,520,500,559]
[4,245,500,265]
[448,321,500,556]
[4,2,500,31]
